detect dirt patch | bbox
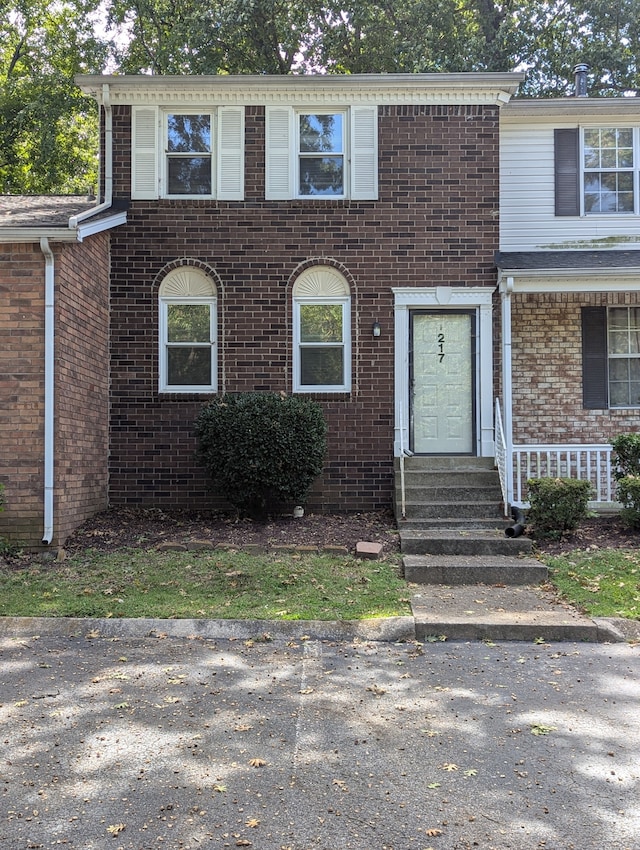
[58,506,402,558]
[531,514,640,557]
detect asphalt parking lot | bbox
[1,629,639,849]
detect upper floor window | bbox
[298,113,345,197]
[166,113,213,196]
[132,106,244,201]
[266,105,378,201]
[583,128,635,214]
[292,266,351,393]
[159,268,217,393]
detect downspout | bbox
[500,276,515,508]
[41,237,55,544]
[69,83,112,229]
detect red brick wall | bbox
[55,233,110,543]
[108,103,500,512]
[512,291,640,444]
[0,243,46,543]
[0,237,109,547]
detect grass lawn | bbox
[543,548,640,620]
[0,548,411,621]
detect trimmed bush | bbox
[611,434,640,529]
[616,476,640,529]
[611,433,640,480]
[526,477,592,539]
[195,392,327,518]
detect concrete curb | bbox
[0,615,417,643]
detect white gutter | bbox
[500,276,515,508]
[41,237,55,544]
[69,83,113,229]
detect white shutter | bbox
[265,106,293,200]
[217,106,244,200]
[131,107,158,200]
[350,106,378,200]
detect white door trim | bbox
[393,287,494,458]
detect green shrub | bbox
[195,392,327,519]
[611,434,640,529]
[526,477,593,539]
[611,433,640,480]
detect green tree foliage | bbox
[4,0,640,192]
[0,0,108,193]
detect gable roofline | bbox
[75,72,524,107]
[0,195,126,243]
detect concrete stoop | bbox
[409,584,620,643]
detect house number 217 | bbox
[437,332,445,362]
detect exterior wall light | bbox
[372,321,381,337]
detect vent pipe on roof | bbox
[574,63,589,97]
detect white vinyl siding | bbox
[500,116,640,251]
[265,105,378,201]
[131,106,244,200]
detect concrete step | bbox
[400,501,506,520]
[396,456,496,471]
[398,470,502,488]
[403,554,547,585]
[399,527,533,556]
[396,485,503,502]
[411,584,602,642]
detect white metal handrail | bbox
[494,399,509,509]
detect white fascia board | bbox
[0,227,79,244]
[502,98,640,123]
[76,210,127,241]
[498,268,640,293]
[0,211,127,244]
[75,72,524,107]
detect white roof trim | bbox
[76,72,523,107]
[498,269,640,293]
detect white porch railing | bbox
[511,444,615,507]
[494,401,617,509]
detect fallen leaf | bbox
[235,724,253,732]
[213,784,227,793]
[427,828,443,837]
[530,724,556,736]
[107,823,125,836]
[440,763,459,771]
[367,684,387,696]
[249,758,266,768]
[245,818,260,828]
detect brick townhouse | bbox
[3,70,640,548]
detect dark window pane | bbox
[299,156,344,196]
[168,347,211,386]
[300,347,344,386]
[168,157,211,194]
[300,304,342,342]
[168,114,211,153]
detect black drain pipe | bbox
[505,506,526,538]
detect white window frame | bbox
[158,269,218,394]
[131,105,244,201]
[296,110,347,199]
[265,105,378,201]
[163,110,215,199]
[581,126,639,215]
[607,306,640,408]
[293,296,351,393]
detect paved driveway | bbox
[1,631,638,849]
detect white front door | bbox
[410,310,475,454]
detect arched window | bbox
[158,267,217,393]
[292,266,351,392]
